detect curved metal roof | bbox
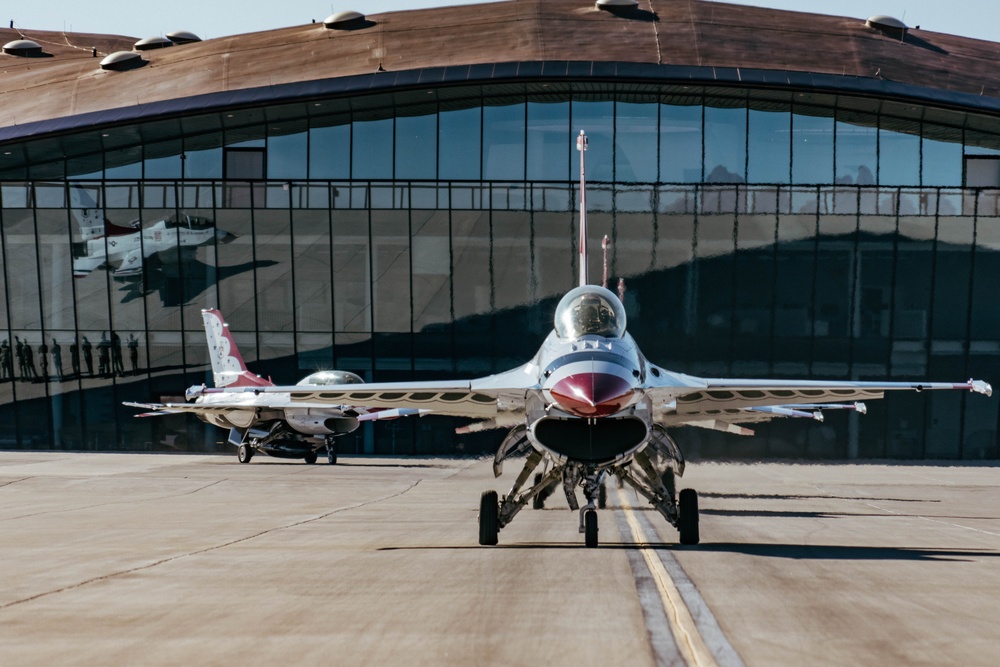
[2,0,1000,136]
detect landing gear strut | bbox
[325,436,338,465]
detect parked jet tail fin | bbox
[201,309,274,388]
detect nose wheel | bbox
[583,509,598,547]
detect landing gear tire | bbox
[584,509,598,548]
[598,482,607,509]
[304,452,318,465]
[479,490,499,546]
[327,449,338,465]
[237,444,253,464]
[678,488,700,545]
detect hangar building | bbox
[1,0,999,459]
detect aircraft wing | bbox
[124,400,426,421]
[662,402,867,436]
[200,363,540,418]
[645,367,991,426]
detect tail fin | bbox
[576,130,589,287]
[201,309,274,388]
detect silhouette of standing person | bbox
[0,340,10,381]
[51,339,63,380]
[82,336,94,376]
[97,333,110,377]
[14,336,24,379]
[127,334,139,375]
[38,340,48,380]
[23,342,37,380]
[70,339,80,377]
[110,331,124,376]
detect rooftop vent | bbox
[166,31,201,44]
[99,51,145,71]
[134,36,173,51]
[866,15,908,38]
[3,39,43,57]
[596,0,639,10]
[324,10,368,30]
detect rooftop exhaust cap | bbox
[100,51,145,71]
[866,15,908,38]
[596,0,638,11]
[166,31,201,44]
[134,36,173,51]
[3,39,43,57]
[324,11,367,30]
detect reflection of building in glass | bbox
[1,0,1000,458]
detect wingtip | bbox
[969,379,993,397]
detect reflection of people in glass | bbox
[14,337,24,379]
[98,333,110,378]
[110,331,124,376]
[70,339,80,377]
[23,342,37,380]
[82,336,93,376]
[51,339,63,380]
[127,334,139,375]
[38,340,49,380]
[0,340,10,381]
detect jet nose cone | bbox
[549,372,635,417]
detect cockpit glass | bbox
[553,286,627,339]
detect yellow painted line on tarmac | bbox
[618,488,718,667]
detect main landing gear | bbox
[325,436,338,465]
[478,448,700,547]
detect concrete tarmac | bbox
[1,452,999,666]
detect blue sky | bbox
[8,0,998,43]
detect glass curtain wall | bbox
[1,85,998,459]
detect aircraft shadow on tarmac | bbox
[687,543,1000,562]
[699,492,940,503]
[378,543,1000,561]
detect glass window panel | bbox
[213,210,257,330]
[184,148,222,179]
[879,122,921,186]
[332,210,371,334]
[660,103,702,183]
[921,125,962,187]
[965,129,1000,155]
[792,111,833,184]
[371,211,411,333]
[352,117,394,180]
[396,112,437,180]
[309,122,350,179]
[932,221,974,340]
[615,101,658,183]
[254,210,294,332]
[439,106,481,181]
[3,208,41,330]
[971,216,1000,340]
[267,131,308,180]
[483,102,525,181]
[224,149,264,180]
[293,210,333,333]
[140,208,182,332]
[144,141,183,179]
[526,101,570,181]
[411,210,452,332]
[836,113,877,185]
[571,100,614,182]
[704,103,746,184]
[105,148,142,179]
[747,107,790,184]
[36,210,75,333]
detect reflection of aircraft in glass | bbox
[71,208,236,278]
[126,309,423,465]
[126,132,992,548]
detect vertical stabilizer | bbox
[201,309,273,388]
[577,130,589,287]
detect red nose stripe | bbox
[550,373,634,417]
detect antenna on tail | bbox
[577,130,589,287]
